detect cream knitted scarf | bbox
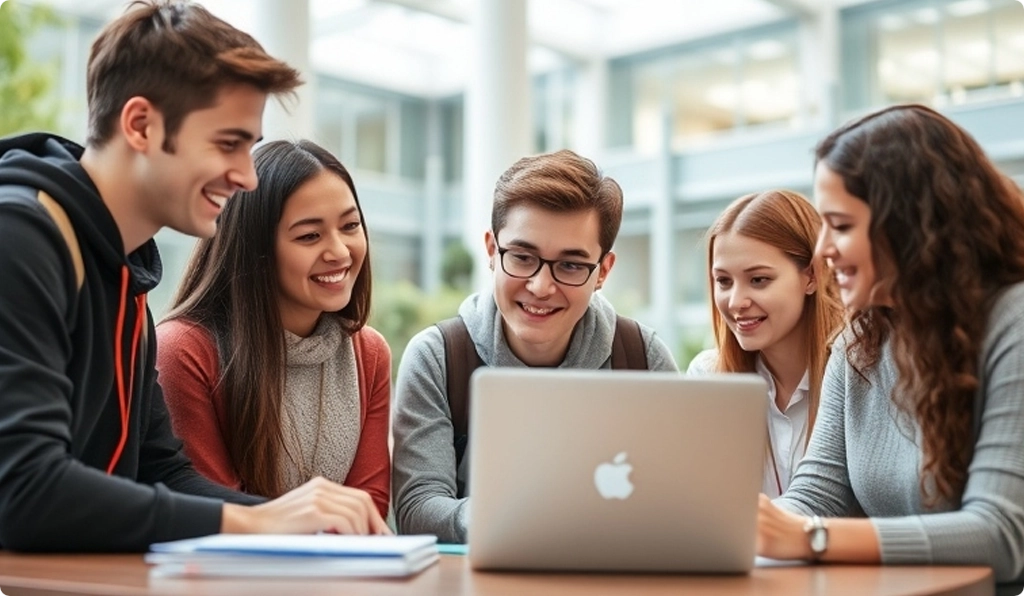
[279,316,361,489]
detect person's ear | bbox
[484,230,497,270]
[804,266,817,295]
[120,96,160,153]
[594,251,616,289]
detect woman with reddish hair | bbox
[688,189,843,497]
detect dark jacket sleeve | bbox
[138,329,265,506]
[0,203,250,552]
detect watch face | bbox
[810,529,828,553]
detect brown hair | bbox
[491,149,623,254]
[816,104,1024,505]
[86,0,302,151]
[164,140,372,497]
[705,189,844,445]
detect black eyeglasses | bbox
[496,243,604,287]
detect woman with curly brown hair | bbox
[756,104,1024,585]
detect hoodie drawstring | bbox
[106,265,147,474]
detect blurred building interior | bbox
[11,0,1024,365]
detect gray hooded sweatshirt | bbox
[391,291,678,543]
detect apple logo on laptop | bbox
[594,452,634,499]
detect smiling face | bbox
[275,170,367,337]
[139,83,265,240]
[485,205,614,367]
[813,162,880,312]
[712,231,813,359]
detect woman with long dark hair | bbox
[757,104,1024,583]
[157,140,390,529]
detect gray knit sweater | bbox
[776,281,1024,583]
[391,291,678,543]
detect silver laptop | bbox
[466,368,767,573]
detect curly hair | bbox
[705,190,844,446]
[816,104,1024,506]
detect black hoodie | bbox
[0,133,262,552]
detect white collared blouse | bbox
[686,349,810,498]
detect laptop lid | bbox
[466,369,767,573]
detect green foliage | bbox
[369,280,468,378]
[677,327,713,371]
[371,242,474,377]
[440,241,473,291]
[0,2,61,136]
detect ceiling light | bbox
[747,39,787,61]
[706,84,737,109]
[946,0,989,18]
[878,15,907,31]
[913,7,941,24]
[959,40,991,58]
[907,49,940,69]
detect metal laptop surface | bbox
[467,368,767,573]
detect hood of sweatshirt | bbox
[0,132,161,295]
[458,289,618,368]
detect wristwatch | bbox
[803,515,829,561]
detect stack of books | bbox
[146,534,438,578]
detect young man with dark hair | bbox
[0,0,387,552]
[392,149,679,543]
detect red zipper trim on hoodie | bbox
[106,265,147,475]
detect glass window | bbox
[603,233,650,315]
[607,62,635,148]
[533,75,549,152]
[560,70,576,150]
[673,47,741,141]
[617,24,801,153]
[740,35,799,127]
[531,69,576,152]
[992,0,1024,98]
[314,77,430,179]
[671,46,745,142]
[355,104,387,174]
[676,228,708,304]
[370,231,421,285]
[848,0,1024,110]
[399,100,427,180]
[440,99,463,183]
[631,64,669,154]
[874,1,942,105]
[944,0,992,103]
[314,86,345,159]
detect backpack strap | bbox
[611,315,648,370]
[436,316,483,498]
[37,190,84,291]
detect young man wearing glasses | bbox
[392,149,678,543]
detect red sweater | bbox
[155,319,391,518]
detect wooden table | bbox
[0,553,994,596]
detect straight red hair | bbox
[704,189,844,445]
